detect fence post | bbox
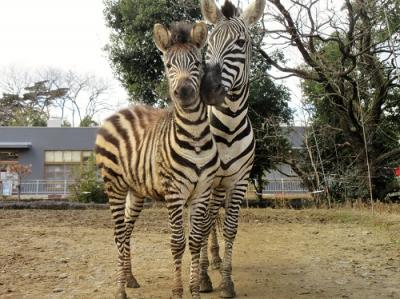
[36,180,39,194]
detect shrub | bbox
[70,155,107,204]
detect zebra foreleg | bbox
[167,202,186,299]
[219,185,246,298]
[189,194,213,299]
[124,192,144,289]
[209,222,222,270]
[106,183,129,299]
[199,187,225,293]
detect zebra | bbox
[198,0,266,297]
[95,21,220,299]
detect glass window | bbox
[44,150,93,180]
[45,151,54,162]
[54,151,63,162]
[82,151,93,162]
[71,151,80,162]
[64,151,72,162]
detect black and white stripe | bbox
[96,21,219,299]
[199,0,266,297]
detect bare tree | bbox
[258,0,400,199]
[0,67,113,127]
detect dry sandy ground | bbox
[1,207,400,299]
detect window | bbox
[44,150,93,180]
[0,151,18,162]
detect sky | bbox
[0,0,128,124]
[0,0,306,125]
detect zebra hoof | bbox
[219,281,236,298]
[115,287,127,299]
[171,288,183,299]
[199,273,213,293]
[126,276,140,288]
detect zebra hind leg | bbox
[218,185,247,298]
[124,192,144,289]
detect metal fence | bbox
[263,179,309,193]
[1,178,309,197]
[17,180,75,195]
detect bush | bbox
[71,155,107,204]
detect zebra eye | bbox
[194,61,200,67]
[166,63,172,69]
[235,39,246,47]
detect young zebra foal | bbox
[95,22,219,299]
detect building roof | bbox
[0,142,32,149]
[283,126,305,149]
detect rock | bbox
[59,273,68,279]
[362,231,372,236]
[60,258,69,264]
[53,288,64,293]
[361,272,371,278]
[335,278,348,285]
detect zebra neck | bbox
[210,83,249,132]
[173,100,211,146]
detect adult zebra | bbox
[95,21,219,299]
[199,0,266,297]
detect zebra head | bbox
[154,22,208,110]
[200,0,265,106]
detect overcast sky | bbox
[0,0,129,124]
[0,0,305,124]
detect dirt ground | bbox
[1,207,400,299]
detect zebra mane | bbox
[170,22,193,45]
[221,0,239,19]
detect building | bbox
[0,127,98,181]
[0,127,98,196]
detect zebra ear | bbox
[240,0,266,26]
[153,23,171,53]
[200,0,223,24]
[191,22,208,49]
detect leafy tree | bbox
[71,155,107,203]
[79,115,98,127]
[248,48,293,196]
[104,1,295,195]
[104,0,201,105]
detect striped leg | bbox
[189,192,213,299]
[167,201,186,299]
[105,181,129,299]
[209,222,222,269]
[199,187,225,293]
[219,183,247,298]
[124,192,144,289]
